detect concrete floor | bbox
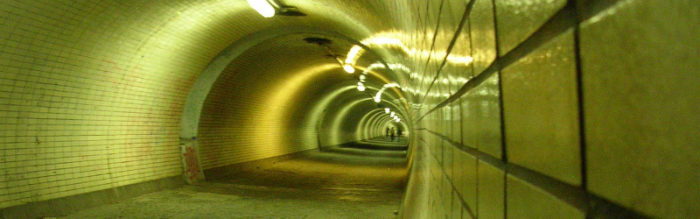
[60,139,408,219]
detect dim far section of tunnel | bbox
[0,0,698,219]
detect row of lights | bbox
[385,108,401,123]
[247,0,366,94]
[247,1,400,123]
[357,74,366,91]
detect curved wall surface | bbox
[1,0,698,218]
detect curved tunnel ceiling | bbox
[196,31,410,169]
[177,0,421,140]
[162,0,430,171]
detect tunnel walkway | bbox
[322,137,409,159]
[59,139,408,219]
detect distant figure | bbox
[390,127,395,141]
[397,128,402,141]
[385,127,390,139]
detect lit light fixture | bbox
[384,108,390,114]
[345,45,364,66]
[359,75,366,81]
[374,82,399,104]
[390,112,395,117]
[357,82,365,91]
[332,56,354,74]
[343,64,355,74]
[303,37,355,74]
[247,0,276,18]
[247,0,305,18]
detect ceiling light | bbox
[247,0,276,18]
[345,46,363,66]
[384,108,390,114]
[357,84,365,91]
[373,82,400,104]
[343,64,355,73]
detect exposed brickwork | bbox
[0,0,245,208]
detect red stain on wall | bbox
[183,146,201,181]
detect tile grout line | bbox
[427,138,477,219]
[417,0,446,105]
[417,129,649,218]
[489,0,507,217]
[417,2,580,122]
[418,0,477,106]
[570,0,589,194]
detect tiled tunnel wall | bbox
[0,0,394,212]
[405,0,698,218]
[0,1,216,209]
[0,0,697,218]
[319,99,384,146]
[0,0,378,212]
[197,37,322,170]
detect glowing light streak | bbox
[374,82,400,103]
[345,31,474,70]
[344,45,364,65]
[357,82,365,91]
[246,0,275,17]
[343,64,355,73]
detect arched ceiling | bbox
[176,0,435,141]
[196,29,412,168]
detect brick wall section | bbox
[198,40,353,169]
[406,0,699,218]
[0,0,252,208]
[0,0,405,210]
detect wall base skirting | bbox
[0,176,184,219]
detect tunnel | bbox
[0,0,698,218]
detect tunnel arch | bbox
[306,85,407,144]
[179,26,401,140]
[354,101,411,141]
[355,109,385,140]
[175,18,413,181]
[182,28,413,182]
